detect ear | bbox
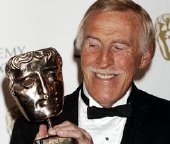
[139,47,154,69]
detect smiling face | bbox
[6,48,64,122]
[81,11,152,107]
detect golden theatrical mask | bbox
[6,48,72,144]
[155,13,170,60]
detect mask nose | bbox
[38,73,49,99]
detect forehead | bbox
[13,50,62,70]
[83,10,141,35]
[20,57,57,72]
[10,57,58,80]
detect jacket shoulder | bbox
[131,84,170,119]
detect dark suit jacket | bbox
[10,83,170,144]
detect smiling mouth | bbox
[90,67,122,79]
[96,73,119,79]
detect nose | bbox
[38,73,49,98]
[96,48,114,69]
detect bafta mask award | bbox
[6,48,72,144]
[155,14,170,60]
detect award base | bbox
[33,136,73,144]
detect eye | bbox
[22,77,35,88]
[87,38,101,50]
[112,42,128,51]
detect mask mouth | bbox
[35,97,59,108]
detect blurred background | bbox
[0,0,170,143]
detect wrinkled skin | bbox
[36,10,153,143]
[81,11,153,108]
[36,122,93,144]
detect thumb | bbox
[35,124,48,140]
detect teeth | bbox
[96,73,115,79]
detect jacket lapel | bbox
[52,84,82,126]
[121,83,154,144]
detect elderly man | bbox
[9,0,170,144]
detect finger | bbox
[48,121,77,135]
[52,121,73,129]
[48,122,93,143]
[35,124,48,140]
[54,129,93,144]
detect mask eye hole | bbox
[22,77,35,88]
[47,70,58,82]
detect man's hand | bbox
[48,121,93,144]
[35,124,48,140]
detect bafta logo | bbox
[155,13,170,60]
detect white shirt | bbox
[78,83,131,144]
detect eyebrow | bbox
[42,66,60,72]
[85,35,132,47]
[111,39,131,47]
[85,35,101,42]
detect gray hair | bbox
[75,0,155,54]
